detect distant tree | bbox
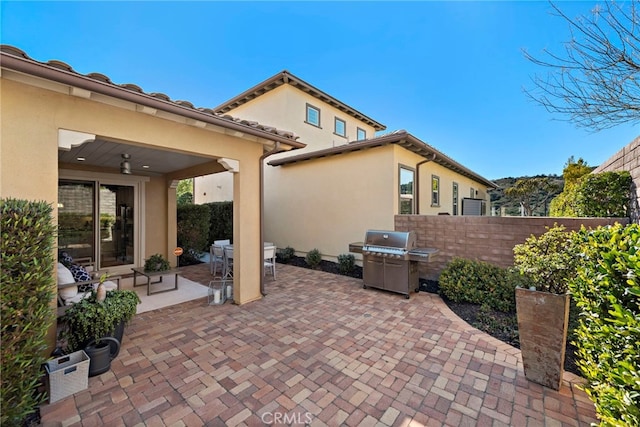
[177,179,193,206]
[524,0,640,130]
[562,156,593,184]
[550,157,594,216]
[505,177,561,216]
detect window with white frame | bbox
[334,117,346,137]
[470,187,475,198]
[432,175,440,206]
[306,104,320,127]
[399,166,415,214]
[356,127,366,141]
[453,183,459,215]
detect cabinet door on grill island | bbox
[363,256,385,289]
[383,259,410,295]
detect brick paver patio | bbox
[41,263,598,426]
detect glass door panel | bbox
[100,184,134,267]
[58,181,95,262]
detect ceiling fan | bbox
[120,154,132,175]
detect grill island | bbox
[349,230,438,299]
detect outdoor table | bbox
[131,267,182,296]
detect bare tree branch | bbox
[523,0,640,131]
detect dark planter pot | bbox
[85,337,120,377]
[110,321,125,358]
[515,287,570,390]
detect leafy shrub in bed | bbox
[438,258,528,312]
[337,253,356,275]
[569,223,639,426]
[305,248,322,269]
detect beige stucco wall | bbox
[2,73,270,348]
[265,144,493,262]
[265,146,396,261]
[218,85,378,155]
[392,146,490,215]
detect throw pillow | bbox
[69,264,93,292]
[57,262,75,285]
[59,251,74,267]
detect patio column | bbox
[231,158,262,304]
[168,180,178,267]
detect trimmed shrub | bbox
[206,201,233,245]
[305,248,322,269]
[337,254,356,275]
[1,199,56,425]
[569,223,640,426]
[177,203,210,265]
[278,246,295,263]
[513,224,580,294]
[438,258,525,312]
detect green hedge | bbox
[177,204,210,265]
[205,201,233,245]
[1,199,56,425]
[569,223,640,426]
[439,258,529,312]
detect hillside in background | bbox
[489,175,564,216]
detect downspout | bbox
[259,142,284,296]
[415,153,437,214]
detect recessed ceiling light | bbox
[142,165,150,169]
[77,157,86,161]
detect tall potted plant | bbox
[61,284,140,376]
[513,224,580,390]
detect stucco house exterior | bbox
[1,45,305,346]
[592,136,640,223]
[195,71,496,262]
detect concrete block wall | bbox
[395,215,629,280]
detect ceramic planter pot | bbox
[515,287,570,390]
[85,337,120,377]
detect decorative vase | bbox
[515,287,570,390]
[85,337,120,377]
[96,282,106,302]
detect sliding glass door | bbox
[99,184,135,267]
[59,180,136,269]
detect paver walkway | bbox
[41,263,597,426]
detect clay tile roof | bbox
[150,92,171,101]
[214,70,387,131]
[47,60,74,72]
[87,72,112,83]
[0,45,305,149]
[120,83,143,93]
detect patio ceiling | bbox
[59,138,217,177]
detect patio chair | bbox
[264,245,276,279]
[210,244,225,276]
[223,245,234,279]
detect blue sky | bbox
[2,1,637,180]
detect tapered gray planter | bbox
[515,287,570,390]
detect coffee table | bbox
[131,267,181,296]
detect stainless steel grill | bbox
[350,230,437,299]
